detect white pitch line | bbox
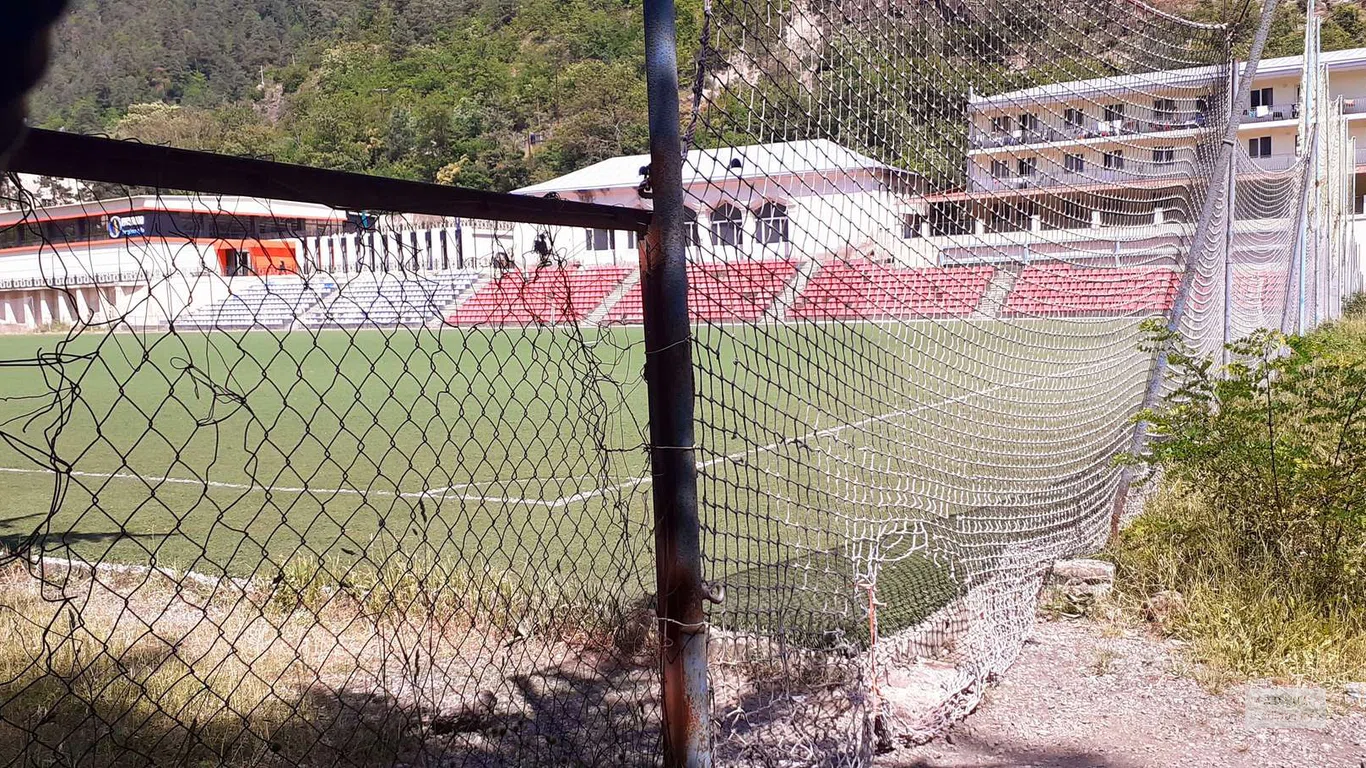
[0,467,561,508]
[0,359,1117,513]
[547,358,1117,508]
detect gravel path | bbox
[882,617,1366,768]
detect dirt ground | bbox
[882,617,1366,768]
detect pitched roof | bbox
[514,139,891,196]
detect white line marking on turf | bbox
[548,358,1118,508]
[0,467,562,508]
[0,360,1117,512]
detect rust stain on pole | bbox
[640,0,712,764]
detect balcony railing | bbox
[0,270,165,291]
[970,161,1194,191]
[1244,153,1299,172]
[969,112,1209,150]
[1242,104,1299,123]
[1356,146,1366,166]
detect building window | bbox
[928,203,969,236]
[1104,150,1125,170]
[1152,146,1176,165]
[1017,157,1037,177]
[1104,103,1125,122]
[683,208,701,246]
[585,228,616,252]
[754,202,790,244]
[710,204,744,247]
[1251,87,1274,109]
[1042,198,1089,230]
[257,217,303,237]
[991,115,1013,133]
[902,213,924,239]
[990,159,1010,179]
[1249,136,1272,157]
[1153,98,1177,122]
[988,201,1033,233]
[1064,153,1085,173]
[987,202,1011,232]
[1019,113,1040,134]
[1064,108,1085,130]
[225,250,252,277]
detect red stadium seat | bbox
[605,260,799,324]
[447,265,632,325]
[1003,263,1180,316]
[790,260,995,320]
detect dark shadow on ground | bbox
[895,729,1150,768]
[0,614,662,767]
[0,528,172,556]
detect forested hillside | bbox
[26,0,1366,192]
[31,0,690,191]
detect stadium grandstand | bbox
[2,50,1364,334]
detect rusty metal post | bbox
[641,0,711,766]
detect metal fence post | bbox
[641,1,711,766]
[1222,150,1236,367]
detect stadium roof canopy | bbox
[514,139,895,197]
[0,194,346,226]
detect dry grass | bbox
[0,555,663,767]
[1108,481,1366,685]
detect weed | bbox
[1088,648,1120,676]
[1114,318,1366,682]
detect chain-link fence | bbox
[1,0,1360,765]
[0,181,675,766]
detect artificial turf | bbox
[0,317,1147,638]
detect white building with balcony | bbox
[918,47,1366,274]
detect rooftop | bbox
[0,194,347,226]
[969,46,1366,108]
[514,139,893,196]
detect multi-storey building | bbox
[915,47,1366,269]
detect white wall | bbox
[0,239,226,330]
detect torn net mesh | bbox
[0,193,662,766]
[0,0,1361,765]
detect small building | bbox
[0,195,347,329]
[514,138,926,267]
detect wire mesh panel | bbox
[2,1,1362,766]
[1176,13,1359,356]
[0,184,662,766]
[672,0,1237,761]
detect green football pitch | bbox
[0,319,1149,636]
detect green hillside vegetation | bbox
[33,0,685,190]
[28,0,1366,193]
[1113,307,1366,682]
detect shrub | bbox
[1113,318,1366,681]
[1343,291,1366,319]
